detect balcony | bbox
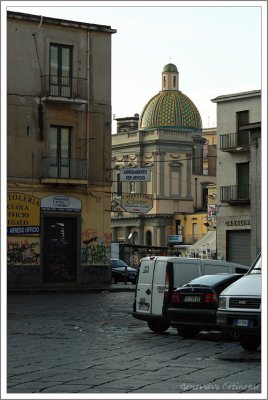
[41,157,88,184]
[41,75,87,103]
[220,184,250,204]
[220,132,250,152]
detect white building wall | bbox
[213,91,261,262]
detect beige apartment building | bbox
[111,64,216,253]
[7,11,116,288]
[212,90,261,265]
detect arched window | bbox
[173,76,176,88]
[146,231,152,246]
[163,76,166,88]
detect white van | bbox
[217,253,261,351]
[132,256,250,333]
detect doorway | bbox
[43,216,78,282]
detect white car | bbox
[217,253,261,351]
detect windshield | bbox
[249,255,261,274]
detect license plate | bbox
[234,319,250,327]
[184,295,201,302]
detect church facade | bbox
[111,64,216,253]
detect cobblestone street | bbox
[6,289,262,396]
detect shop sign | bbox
[168,235,183,244]
[121,194,153,213]
[7,193,40,235]
[120,168,151,182]
[41,195,81,212]
[225,219,250,227]
[207,204,217,227]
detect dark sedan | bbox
[111,259,137,284]
[167,273,244,339]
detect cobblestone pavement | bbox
[6,289,262,396]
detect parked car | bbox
[111,259,137,284]
[167,273,244,339]
[132,256,249,333]
[217,253,261,351]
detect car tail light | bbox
[204,293,218,304]
[163,270,169,301]
[171,291,180,304]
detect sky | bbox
[3,0,265,134]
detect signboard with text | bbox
[168,235,183,244]
[7,193,40,235]
[41,195,81,212]
[121,194,153,213]
[120,168,151,182]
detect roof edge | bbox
[7,11,117,34]
[211,89,261,103]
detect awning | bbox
[189,230,216,252]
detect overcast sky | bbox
[4,1,265,133]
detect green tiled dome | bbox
[140,90,202,131]
[163,63,178,73]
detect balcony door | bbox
[237,110,249,146]
[50,44,72,97]
[49,126,71,178]
[237,162,249,200]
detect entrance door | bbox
[43,217,77,282]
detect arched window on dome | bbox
[173,76,176,88]
[163,76,166,88]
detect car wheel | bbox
[240,334,261,351]
[177,327,199,339]
[147,321,170,333]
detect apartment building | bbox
[212,90,261,265]
[7,11,116,288]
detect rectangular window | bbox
[50,44,73,97]
[202,187,208,209]
[236,110,249,146]
[116,173,122,196]
[49,126,71,178]
[192,223,198,241]
[170,170,180,195]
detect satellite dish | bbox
[128,233,133,240]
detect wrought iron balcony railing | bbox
[41,157,88,180]
[220,184,250,203]
[220,132,250,151]
[41,75,87,100]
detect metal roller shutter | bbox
[226,230,251,266]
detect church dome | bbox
[139,64,202,131]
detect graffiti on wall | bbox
[7,239,40,265]
[81,229,111,266]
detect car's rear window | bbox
[184,274,235,287]
[112,260,128,268]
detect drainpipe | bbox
[32,15,43,77]
[86,31,90,178]
[194,177,198,210]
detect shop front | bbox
[7,192,111,289]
